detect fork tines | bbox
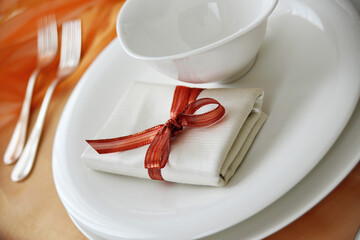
[60,20,82,69]
[37,14,58,60]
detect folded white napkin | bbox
[82,82,267,186]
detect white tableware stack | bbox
[52,0,360,239]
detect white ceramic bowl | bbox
[116,0,278,83]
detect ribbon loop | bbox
[179,98,225,127]
[86,86,225,181]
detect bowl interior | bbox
[118,0,275,58]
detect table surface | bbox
[0,85,359,240]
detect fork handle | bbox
[11,77,61,182]
[4,69,40,164]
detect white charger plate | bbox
[53,0,360,239]
[68,99,360,240]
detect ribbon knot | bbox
[165,118,183,135]
[86,86,225,181]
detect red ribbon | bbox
[86,86,225,180]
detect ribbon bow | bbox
[86,86,225,180]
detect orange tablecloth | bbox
[0,1,359,239]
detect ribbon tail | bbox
[145,126,172,180]
[86,125,163,154]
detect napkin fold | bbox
[81,82,267,186]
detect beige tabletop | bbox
[0,86,359,240]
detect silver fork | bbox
[11,20,82,182]
[4,15,58,165]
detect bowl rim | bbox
[116,0,278,62]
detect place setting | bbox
[5,0,356,239]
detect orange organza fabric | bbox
[0,0,125,130]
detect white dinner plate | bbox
[53,0,360,239]
[69,99,360,239]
